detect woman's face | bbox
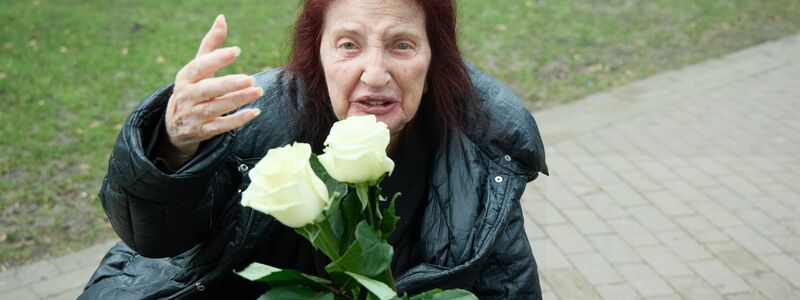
[320,0,431,137]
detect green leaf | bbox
[406,289,478,300]
[345,272,397,300]
[326,194,345,241]
[351,286,362,299]
[388,191,401,203]
[326,272,358,292]
[309,154,332,182]
[235,262,331,288]
[236,262,281,281]
[379,193,399,239]
[259,285,334,300]
[356,182,370,210]
[297,222,340,260]
[326,221,393,277]
[430,289,478,300]
[310,154,347,202]
[329,191,362,253]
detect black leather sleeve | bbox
[472,199,543,299]
[100,84,234,258]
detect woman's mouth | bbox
[352,96,399,114]
[364,100,388,106]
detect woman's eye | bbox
[340,42,357,50]
[396,42,412,50]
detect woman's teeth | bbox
[365,101,385,106]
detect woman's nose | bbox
[360,49,390,87]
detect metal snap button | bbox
[494,176,503,183]
[504,155,511,161]
[238,164,249,173]
[195,282,206,292]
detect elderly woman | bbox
[80,0,548,299]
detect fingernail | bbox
[232,46,241,57]
[255,87,264,97]
[252,108,261,117]
[219,14,226,23]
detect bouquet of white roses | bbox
[238,115,476,300]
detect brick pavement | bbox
[0,240,115,299]
[1,34,799,299]
[528,33,800,299]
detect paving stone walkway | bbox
[525,34,800,299]
[1,34,798,299]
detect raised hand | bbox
[158,15,262,167]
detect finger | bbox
[196,87,264,117]
[200,108,261,137]
[177,46,241,83]
[193,74,255,101]
[197,14,228,57]
[191,86,262,118]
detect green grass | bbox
[459,0,800,109]
[1,0,798,269]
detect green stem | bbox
[367,199,376,228]
[336,277,356,298]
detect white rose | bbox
[318,115,395,184]
[241,142,329,228]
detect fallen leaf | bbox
[120,47,128,55]
[2,42,12,49]
[0,72,6,80]
[0,232,7,243]
[78,164,90,171]
[89,120,101,128]
[59,46,68,53]
[495,24,507,32]
[27,39,37,48]
[155,55,165,64]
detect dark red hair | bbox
[286,0,479,150]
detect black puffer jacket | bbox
[80,64,548,299]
